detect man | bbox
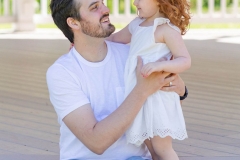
[47,0,187,159]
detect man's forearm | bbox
[86,87,148,154]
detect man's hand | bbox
[135,57,173,97]
[161,74,185,96]
[153,56,186,96]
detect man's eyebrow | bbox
[89,1,98,8]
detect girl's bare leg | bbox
[151,136,179,160]
[144,139,158,160]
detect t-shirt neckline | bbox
[72,41,111,67]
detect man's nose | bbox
[101,4,110,14]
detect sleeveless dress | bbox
[124,17,188,146]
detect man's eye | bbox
[93,5,98,10]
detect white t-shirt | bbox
[46,41,150,160]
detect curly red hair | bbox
[156,0,191,35]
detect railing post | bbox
[197,0,202,17]
[208,0,214,17]
[12,0,16,16]
[14,0,35,31]
[233,0,238,16]
[41,0,48,16]
[3,0,10,16]
[221,0,226,17]
[124,0,130,16]
[113,0,119,17]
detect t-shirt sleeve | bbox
[46,64,90,121]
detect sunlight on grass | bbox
[1,23,240,30]
[190,23,240,29]
[37,23,57,28]
[0,23,12,29]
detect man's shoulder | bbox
[47,51,76,77]
[106,41,129,59]
[106,40,130,50]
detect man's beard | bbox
[80,14,115,38]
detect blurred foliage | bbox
[0,0,239,16]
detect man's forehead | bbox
[79,0,101,7]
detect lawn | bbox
[1,22,240,30]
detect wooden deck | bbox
[0,30,240,160]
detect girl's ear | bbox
[66,17,81,30]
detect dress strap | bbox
[152,18,181,35]
[128,17,145,34]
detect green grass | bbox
[1,23,240,30]
[0,23,12,29]
[37,23,57,28]
[190,23,240,29]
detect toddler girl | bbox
[107,0,191,159]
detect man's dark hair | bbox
[50,0,81,43]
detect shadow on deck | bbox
[0,29,240,160]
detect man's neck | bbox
[74,35,107,63]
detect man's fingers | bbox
[161,85,176,92]
[164,74,176,84]
[161,71,171,78]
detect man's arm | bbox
[63,57,174,155]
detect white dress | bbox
[125,17,188,146]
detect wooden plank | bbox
[173,142,236,156]
[0,109,58,126]
[0,131,58,153]
[184,118,240,132]
[177,137,240,155]
[183,101,240,114]
[0,115,58,134]
[0,155,59,160]
[0,140,57,155]
[186,124,239,137]
[0,149,14,154]
[183,107,240,121]
[185,130,240,147]
[180,157,240,160]
[0,123,59,142]
[0,103,56,119]
[184,111,240,126]
[176,152,196,157]
[0,84,49,99]
[227,134,240,140]
[0,91,53,112]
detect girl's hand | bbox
[136,57,172,97]
[141,62,163,77]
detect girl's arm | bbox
[141,24,191,77]
[106,25,132,44]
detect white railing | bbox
[0,0,35,31]
[0,0,240,29]
[0,0,16,23]
[34,0,240,23]
[193,0,240,23]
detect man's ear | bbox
[67,17,80,30]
